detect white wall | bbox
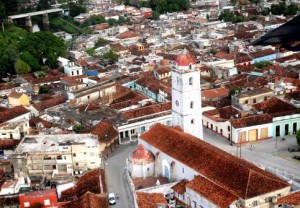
[232,123,273,143]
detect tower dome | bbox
[176,50,195,67]
[130,144,154,164]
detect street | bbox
[203,128,300,179]
[105,142,137,208]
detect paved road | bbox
[105,142,137,208]
[203,128,300,178]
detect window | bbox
[64,156,67,160]
[264,96,268,101]
[189,77,193,85]
[147,168,150,171]
[228,126,230,131]
[190,101,193,109]
[91,162,95,164]
[44,199,50,206]
[177,77,179,85]
[84,152,86,155]
[76,163,79,166]
[131,129,135,134]
[189,64,192,70]
[90,152,95,156]
[245,100,249,104]
[73,153,76,157]
[252,201,258,206]
[191,119,194,124]
[182,168,184,173]
[253,98,256,103]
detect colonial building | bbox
[138,123,291,208]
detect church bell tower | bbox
[172,50,203,139]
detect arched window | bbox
[190,101,193,109]
[189,77,193,85]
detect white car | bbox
[108,193,116,205]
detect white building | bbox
[12,134,102,178]
[172,51,203,139]
[63,62,83,76]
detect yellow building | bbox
[8,91,30,107]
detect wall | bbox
[185,187,220,208]
[232,122,273,143]
[203,116,231,139]
[8,94,30,107]
[273,114,300,138]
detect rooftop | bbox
[14,134,98,154]
[136,192,168,208]
[140,124,289,199]
[234,87,273,98]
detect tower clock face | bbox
[175,100,179,106]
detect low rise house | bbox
[0,177,31,195]
[201,88,229,101]
[8,91,30,107]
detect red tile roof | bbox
[81,119,118,143]
[186,176,238,208]
[8,91,24,99]
[172,179,189,195]
[202,88,229,99]
[118,31,139,39]
[253,97,297,114]
[33,96,67,112]
[122,102,171,120]
[0,106,29,124]
[230,114,272,128]
[136,192,168,208]
[277,191,300,206]
[0,139,20,150]
[61,169,106,200]
[60,192,109,208]
[29,117,52,128]
[140,124,289,199]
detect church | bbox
[127,51,291,208]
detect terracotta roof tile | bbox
[277,191,300,205]
[186,176,238,208]
[60,192,109,208]
[172,179,189,195]
[123,102,171,120]
[61,169,106,199]
[202,88,229,99]
[0,106,29,124]
[33,96,67,112]
[230,114,272,128]
[253,97,297,114]
[0,139,20,150]
[81,119,118,143]
[140,124,289,199]
[136,192,168,208]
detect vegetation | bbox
[0,25,66,79]
[94,38,111,48]
[73,125,84,133]
[229,87,241,96]
[14,60,31,74]
[86,48,97,56]
[219,11,247,23]
[261,2,299,16]
[39,86,49,94]
[103,50,119,63]
[69,2,87,17]
[253,61,272,69]
[297,129,300,147]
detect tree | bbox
[37,0,51,10]
[39,85,49,94]
[20,51,40,70]
[103,50,118,63]
[253,61,272,69]
[14,59,31,74]
[95,38,111,48]
[69,2,86,17]
[296,129,300,146]
[86,48,96,56]
[18,32,66,69]
[73,125,84,133]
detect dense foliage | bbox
[261,2,299,16]
[103,50,119,63]
[0,25,66,79]
[253,61,272,69]
[219,11,247,23]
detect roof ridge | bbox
[245,169,253,199]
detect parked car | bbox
[108,193,116,205]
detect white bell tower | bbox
[172,50,203,139]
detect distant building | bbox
[8,91,30,107]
